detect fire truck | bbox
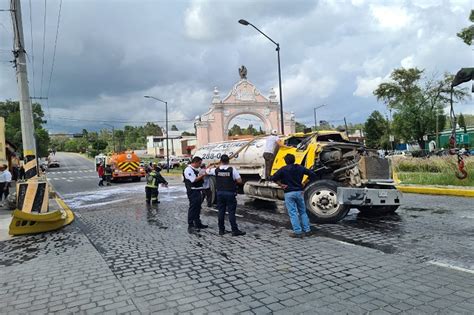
[95,151,146,182]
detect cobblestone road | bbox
[1,182,473,314]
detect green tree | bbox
[228,124,243,136]
[458,113,467,133]
[171,125,179,131]
[0,100,50,157]
[364,111,389,149]
[295,121,307,133]
[457,10,474,45]
[374,68,468,148]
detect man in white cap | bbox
[262,129,284,180]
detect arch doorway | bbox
[195,68,295,147]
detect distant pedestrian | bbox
[104,164,112,186]
[200,164,212,207]
[0,166,8,207]
[183,156,208,233]
[269,154,317,238]
[145,164,168,204]
[263,129,284,180]
[97,163,105,186]
[19,165,25,180]
[207,154,246,236]
[2,165,11,202]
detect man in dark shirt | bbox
[269,153,317,238]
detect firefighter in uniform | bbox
[183,156,208,233]
[207,154,246,236]
[104,164,113,186]
[146,164,168,204]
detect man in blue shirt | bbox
[269,154,317,238]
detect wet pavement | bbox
[0,152,473,314]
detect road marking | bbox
[427,261,474,274]
[66,179,73,182]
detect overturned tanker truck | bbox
[194,130,403,223]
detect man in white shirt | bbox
[207,154,245,236]
[2,165,11,203]
[183,156,208,233]
[263,129,284,180]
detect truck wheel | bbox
[357,205,399,216]
[304,180,350,223]
[133,177,141,182]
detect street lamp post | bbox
[144,96,169,173]
[238,19,284,134]
[313,105,326,131]
[103,123,115,152]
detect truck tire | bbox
[304,180,350,223]
[357,205,399,216]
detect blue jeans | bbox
[284,191,311,234]
[217,191,238,232]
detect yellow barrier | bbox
[9,197,75,236]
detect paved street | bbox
[0,152,473,314]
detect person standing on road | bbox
[2,165,11,203]
[104,164,112,186]
[207,154,246,236]
[183,156,208,233]
[200,164,212,207]
[146,164,168,205]
[269,153,317,238]
[263,129,284,180]
[97,163,105,186]
[0,166,6,207]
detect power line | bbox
[45,0,62,129]
[28,0,36,98]
[39,0,47,97]
[48,116,195,124]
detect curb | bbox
[395,185,474,198]
[393,171,474,198]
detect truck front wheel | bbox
[304,180,350,223]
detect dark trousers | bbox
[217,191,238,232]
[3,183,9,200]
[263,152,274,179]
[99,176,104,186]
[201,189,212,206]
[145,186,158,203]
[105,175,111,185]
[0,183,5,201]
[187,190,202,227]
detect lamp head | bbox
[238,19,249,26]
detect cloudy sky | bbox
[0,0,472,133]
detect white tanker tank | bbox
[193,137,269,178]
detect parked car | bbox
[158,158,181,169]
[48,159,60,168]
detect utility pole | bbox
[11,0,37,167]
[343,117,349,137]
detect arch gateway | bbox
[195,67,295,147]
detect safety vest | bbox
[104,167,112,176]
[215,167,236,192]
[183,166,203,192]
[146,171,159,188]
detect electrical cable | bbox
[39,0,47,97]
[45,0,62,130]
[28,0,36,98]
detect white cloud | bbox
[354,76,383,97]
[401,55,415,68]
[351,0,365,7]
[283,72,337,100]
[370,5,412,30]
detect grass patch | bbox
[393,156,474,187]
